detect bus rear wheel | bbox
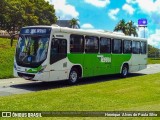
[121,64,128,78]
[68,68,79,84]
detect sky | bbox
[46,0,160,48]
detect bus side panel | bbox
[94,54,112,76]
[139,54,147,70]
[83,54,95,77]
[130,54,147,72]
[67,53,85,74]
[111,54,132,73]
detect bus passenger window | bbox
[132,41,140,54]
[141,41,147,54]
[100,37,111,53]
[112,39,122,54]
[123,40,132,54]
[85,36,99,53]
[70,34,84,53]
[50,38,67,64]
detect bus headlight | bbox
[39,65,47,73]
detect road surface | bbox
[0,64,160,96]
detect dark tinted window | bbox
[141,41,147,54]
[70,34,84,53]
[85,36,99,53]
[123,40,132,53]
[112,39,122,53]
[132,41,140,54]
[50,38,67,64]
[100,37,111,53]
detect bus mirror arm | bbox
[10,34,19,47]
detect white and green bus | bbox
[13,25,147,84]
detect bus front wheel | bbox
[121,64,128,78]
[68,68,79,84]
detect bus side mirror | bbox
[10,34,19,47]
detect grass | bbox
[0,73,160,112]
[0,38,16,79]
[148,58,160,64]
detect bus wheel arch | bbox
[121,63,129,78]
[68,65,82,84]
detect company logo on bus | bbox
[97,55,111,63]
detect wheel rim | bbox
[122,67,128,76]
[70,71,77,82]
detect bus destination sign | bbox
[20,28,51,34]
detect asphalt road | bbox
[0,64,160,96]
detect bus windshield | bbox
[16,35,50,68]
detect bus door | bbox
[49,38,68,80]
[83,36,99,77]
[83,53,96,77]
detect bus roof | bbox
[23,25,147,41]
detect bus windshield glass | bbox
[16,28,51,68]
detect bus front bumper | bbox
[14,70,50,81]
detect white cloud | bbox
[148,29,160,48]
[81,23,94,29]
[127,0,160,14]
[122,4,135,15]
[108,8,120,20]
[84,0,110,7]
[46,0,79,19]
[136,0,156,13]
[126,0,137,4]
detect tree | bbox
[148,44,160,58]
[69,18,80,29]
[126,21,138,37]
[0,0,57,36]
[114,19,138,37]
[114,19,127,34]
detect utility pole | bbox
[138,19,147,38]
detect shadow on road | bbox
[10,73,146,92]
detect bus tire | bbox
[121,64,128,78]
[68,68,79,84]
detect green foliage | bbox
[0,0,57,35]
[69,18,80,29]
[148,44,160,58]
[114,19,138,37]
[0,73,160,112]
[0,38,16,78]
[148,58,160,64]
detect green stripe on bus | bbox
[68,54,131,77]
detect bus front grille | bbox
[17,72,35,80]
